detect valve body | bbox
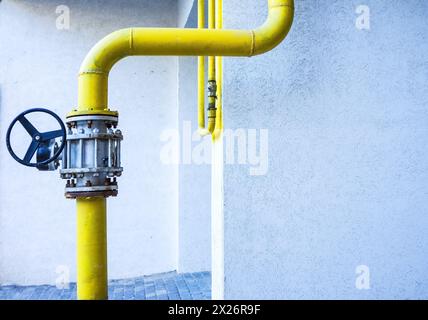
[60,114,123,199]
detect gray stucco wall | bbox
[223,0,428,299]
[0,0,179,285]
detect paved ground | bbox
[0,271,211,300]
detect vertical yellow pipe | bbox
[197,0,209,136]
[199,0,217,135]
[206,0,217,133]
[213,0,223,140]
[76,197,107,300]
[208,0,216,82]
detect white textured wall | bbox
[0,0,179,285]
[222,0,428,299]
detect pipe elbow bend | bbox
[252,0,294,56]
[79,28,132,75]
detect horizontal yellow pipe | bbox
[76,0,294,112]
[76,197,107,300]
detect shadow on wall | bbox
[6,0,177,27]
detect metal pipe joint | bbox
[60,114,123,199]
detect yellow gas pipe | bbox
[207,0,216,84]
[213,0,223,139]
[197,0,209,135]
[197,0,218,136]
[206,0,217,134]
[76,197,107,299]
[71,0,294,300]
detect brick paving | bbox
[0,271,211,300]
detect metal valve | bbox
[6,108,66,170]
[60,114,123,199]
[5,108,123,199]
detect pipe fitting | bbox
[208,80,217,99]
[76,0,294,113]
[60,114,123,199]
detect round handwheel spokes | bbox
[6,108,66,167]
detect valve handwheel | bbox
[6,108,66,167]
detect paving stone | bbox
[0,271,211,300]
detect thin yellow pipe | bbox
[213,0,223,141]
[198,0,210,136]
[208,0,216,82]
[76,197,107,300]
[198,0,205,29]
[215,0,223,44]
[206,0,217,134]
[198,0,216,136]
[73,0,294,115]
